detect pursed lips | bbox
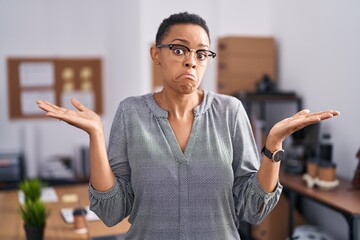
[177,72,196,81]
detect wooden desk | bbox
[280,172,360,240]
[0,184,131,240]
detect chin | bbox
[179,84,197,94]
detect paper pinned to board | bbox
[61,91,94,111]
[19,62,54,87]
[21,90,55,115]
[18,187,59,204]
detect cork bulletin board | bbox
[7,58,103,119]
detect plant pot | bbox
[24,224,45,240]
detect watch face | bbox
[273,150,285,162]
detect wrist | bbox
[88,123,104,140]
[265,139,282,152]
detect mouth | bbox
[176,73,196,81]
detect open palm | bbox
[36,98,103,135]
[267,109,340,148]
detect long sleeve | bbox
[87,91,282,239]
[231,101,282,225]
[89,102,134,227]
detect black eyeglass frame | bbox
[156,44,217,59]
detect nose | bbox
[184,51,197,69]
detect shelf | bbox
[234,92,303,122]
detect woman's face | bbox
[152,24,211,95]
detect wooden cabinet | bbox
[217,36,277,95]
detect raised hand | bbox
[266,109,340,150]
[257,109,340,192]
[36,98,103,136]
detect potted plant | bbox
[19,178,49,240]
[20,198,49,240]
[19,178,43,202]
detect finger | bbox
[43,101,72,114]
[309,110,340,120]
[45,111,63,120]
[43,101,60,110]
[324,110,340,117]
[46,101,68,112]
[36,100,57,113]
[37,100,69,118]
[71,98,87,111]
[318,112,336,121]
[37,100,64,114]
[294,109,310,117]
[290,111,337,132]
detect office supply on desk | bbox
[303,159,339,190]
[302,173,339,190]
[72,207,89,234]
[18,186,58,204]
[61,206,100,223]
[0,184,130,239]
[62,193,79,203]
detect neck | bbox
[156,89,203,119]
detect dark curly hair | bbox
[155,12,210,45]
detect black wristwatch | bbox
[261,146,285,162]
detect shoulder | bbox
[208,91,242,111]
[120,94,148,107]
[117,94,150,111]
[207,92,249,125]
[112,94,152,121]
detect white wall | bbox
[0,0,142,176]
[0,0,108,176]
[1,1,358,239]
[270,1,360,239]
[271,0,360,179]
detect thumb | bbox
[71,98,87,111]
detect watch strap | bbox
[261,146,273,160]
[261,146,284,162]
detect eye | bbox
[171,46,187,56]
[196,51,208,61]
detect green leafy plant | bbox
[19,179,43,202]
[20,199,49,227]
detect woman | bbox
[37,12,339,240]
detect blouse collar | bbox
[144,90,214,119]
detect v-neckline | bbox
[158,116,200,162]
[146,91,209,162]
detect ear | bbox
[150,45,160,65]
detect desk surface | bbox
[0,184,131,240]
[280,172,360,215]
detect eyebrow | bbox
[170,38,209,48]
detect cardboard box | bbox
[218,73,263,94]
[251,194,306,240]
[217,36,277,95]
[218,55,275,75]
[218,36,276,55]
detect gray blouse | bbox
[89,90,282,240]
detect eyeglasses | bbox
[156,44,216,67]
